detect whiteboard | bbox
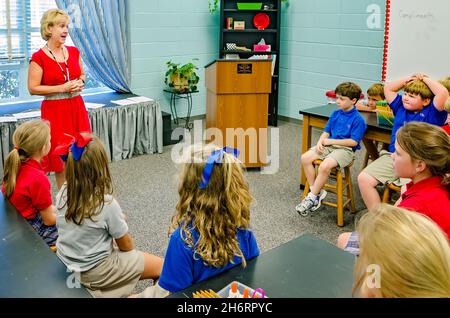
[382,0,450,82]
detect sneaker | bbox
[311,189,327,212]
[295,196,316,216]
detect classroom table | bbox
[0,92,163,172]
[169,234,356,298]
[0,194,91,298]
[299,104,392,187]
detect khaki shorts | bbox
[80,249,144,298]
[311,145,355,169]
[363,150,410,185]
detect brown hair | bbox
[2,120,50,197]
[171,143,253,268]
[40,9,69,41]
[353,204,450,298]
[335,82,362,102]
[404,80,434,101]
[64,135,113,225]
[438,77,450,113]
[367,83,385,99]
[396,121,450,186]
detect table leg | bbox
[169,93,178,125]
[362,138,379,169]
[185,93,193,130]
[300,115,312,187]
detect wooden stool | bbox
[382,183,401,203]
[302,159,355,227]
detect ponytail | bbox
[3,148,23,197]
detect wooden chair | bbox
[302,159,355,227]
[382,183,401,203]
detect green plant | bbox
[165,59,200,93]
[209,0,219,13]
[208,0,288,14]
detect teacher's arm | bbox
[28,61,77,96]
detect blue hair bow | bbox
[199,147,240,189]
[53,133,93,161]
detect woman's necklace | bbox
[45,43,70,82]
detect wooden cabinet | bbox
[219,0,281,126]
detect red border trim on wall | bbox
[382,0,391,82]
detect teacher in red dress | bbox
[28,9,91,189]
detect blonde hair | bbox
[404,79,434,101]
[353,204,450,298]
[367,83,385,99]
[396,122,450,186]
[438,77,450,113]
[170,143,253,268]
[63,135,113,225]
[2,120,50,197]
[40,9,69,41]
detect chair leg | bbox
[345,167,356,212]
[362,151,370,169]
[382,186,390,203]
[336,170,344,227]
[302,180,310,200]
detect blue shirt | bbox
[158,226,260,293]
[324,107,367,150]
[388,94,448,152]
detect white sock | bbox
[307,192,317,201]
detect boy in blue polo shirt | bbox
[358,73,449,211]
[296,82,367,215]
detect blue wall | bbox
[128,0,386,120]
[127,0,219,117]
[279,0,386,119]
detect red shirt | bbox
[1,159,52,220]
[399,176,450,238]
[442,124,450,135]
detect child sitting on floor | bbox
[136,143,260,297]
[54,134,163,297]
[353,204,450,298]
[296,82,367,215]
[2,120,58,247]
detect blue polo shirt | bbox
[388,94,448,152]
[158,225,260,293]
[324,106,367,150]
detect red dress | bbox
[31,46,91,173]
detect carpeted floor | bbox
[50,119,372,292]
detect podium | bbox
[205,59,272,168]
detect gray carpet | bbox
[50,119,371,292]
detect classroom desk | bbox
[169,234,356,298]
[299,104,392,187]
[0,194,91,298]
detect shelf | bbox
[222,50,277,54]
[224,9,278,12]
[223,29,277,33]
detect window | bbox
[0,0,104,102]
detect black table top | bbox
[163,88,199,94]
[299,104,392,132]
[169,234,356,298]
[0,194,91,297]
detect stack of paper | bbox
[111,99,136,106]
[127,96,154,103]
[13,111,41,119]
